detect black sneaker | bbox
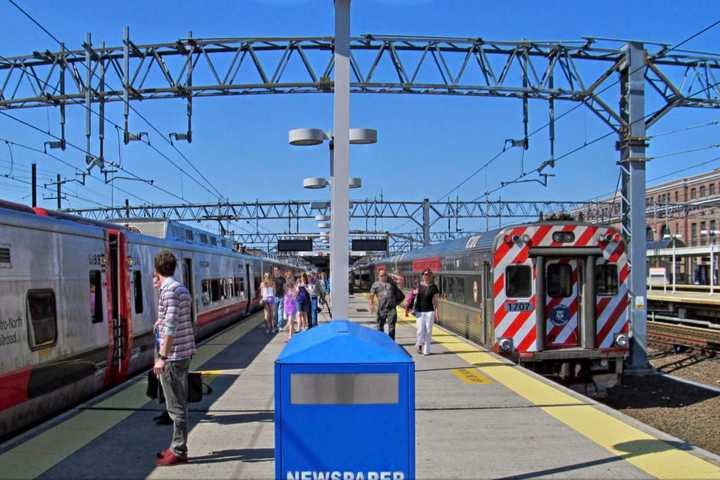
[154,412,172,425]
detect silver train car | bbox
[0,200,301,439]
[372,222,631,393]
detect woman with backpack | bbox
[297,272,311,331]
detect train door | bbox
[182,257,195,324]
[105,230,132,384]
[544,258,581,348]
[245,263,252,314]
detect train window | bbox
[547,263,572,298]
[185,230,194,242]
[505,265,531,298]
[0,246,10,266]
[89,270,103,323]
[210,237,218,246]
[596,264,619,296]
[211,279,221,302]
[454,277,466,304]
[133,271,144,314]
[201,279,211,305]
[199,234,208,244]
[234,276,245,298]
[27,289,57,349]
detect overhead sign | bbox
[278,239,313,252]
[351,239,387,252]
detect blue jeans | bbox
[275,296,285,328]
[310,296,318,327]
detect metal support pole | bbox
[99,42,106,165]
[187,31,193,143]
[330,0,351,319]
[422,198,431,246]
[56,174,61,210]
[59,43,66,150]
[31,163,37,207]
[123,26,130,144]
[620,42,651,372]
[84,33,92,166]
[711,238,715,294]
[672,242,676,293]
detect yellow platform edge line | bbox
[0,313,264,480]
[394,306,720,479]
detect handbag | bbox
[146,370,210,403]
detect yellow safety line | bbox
[450,367,493,385]
[0,313,264,480]
[396,308,720,479]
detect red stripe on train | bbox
[197,301,249,327]
[0,367,31,411]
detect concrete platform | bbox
[1,296,720,479]
[648,290,720,305]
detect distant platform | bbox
[1,298,719,479]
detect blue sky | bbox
[1,0,719,238]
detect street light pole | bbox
[331,0,351,319]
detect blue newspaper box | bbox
[275,321,414,480]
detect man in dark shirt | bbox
[273,267,286,330]
[369,267,400,340]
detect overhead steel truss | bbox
[1,34,719,147]
[64,198,621,225]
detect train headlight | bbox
[498,338,514,352]
[614,334,629,348]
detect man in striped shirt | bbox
[153,250,196,466]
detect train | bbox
[358,221,630,394]
[0,199,305,440]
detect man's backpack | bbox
[297,285,309,305]
[392,283,405,305]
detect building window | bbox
[134,270,144,314]
[27,289,57,349]
[701,221,707,245]
[505,265,531,298]
[711,220,717,236]
[691,188,697,200]
[691,223,698,246]
[90,270,103,323]
[700,186,706,197]
[675,191,679,202]
[710,184,716,196]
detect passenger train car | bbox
[369,222,630,393]
[0,200,302,439]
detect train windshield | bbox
[505,265,531,298]
[596,264,619,296]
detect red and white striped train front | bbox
[492,223,629,379]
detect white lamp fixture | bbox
[289,128,327,146]
[303,177,329,189]
[318,221,331,229]
[315,214,330,221]
[349,128,377,145]
[348,177,362,189]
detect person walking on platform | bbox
[307,273,319,327]
[261,273,276,334]
[297,273,311,331]
[414,268,440,356]
[152,250,196,466]
[369,267,403,341]
[284,276,298,340]
[273,268,286,330]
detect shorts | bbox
[264,297,275,305]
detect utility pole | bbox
[56,174,61,209]
[31,163,37,207]
[620,42,651,373]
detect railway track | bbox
[648,320,720,354]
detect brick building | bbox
[644,168,720,247]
